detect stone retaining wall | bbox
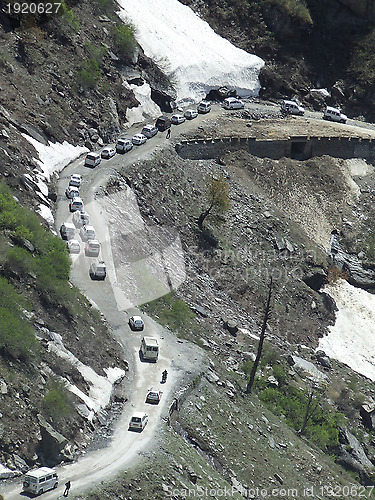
[175,136,375,161]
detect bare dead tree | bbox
[299,387,320,435]
[246,278,273,394]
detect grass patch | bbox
[143,292,197,335]
[41,380,74,423]
[111,23,136,62]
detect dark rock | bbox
[303,267,327,291]
[37,415,68,465]
[223,319,239,335]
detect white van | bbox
[60,222,75,240]
[116,138,133,153]
[323,106,347,123]
[140,336,159,362]
[85,152,101,168]
[281,100,305,116]
[89,260,106,280]
[197,101,211,114]
[222,97,245,110]
[73,210,90,227]
[22,467,58,496]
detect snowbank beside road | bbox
[117,0,264,105]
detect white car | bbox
[141,124,158,138]
[171,114,186,125]
[132,133,147,145]
[146,389,161,404]
[101,147,116,159]
[67,239,80,254]
[65,186,80,199]
[222,97,245,110]
[116,138,133,153]
[70,197,84,212]
[129,315,144,331]
[85,240,100,257]
[184,109,198,120]
[128,412,148,432]
[69,174,82,188]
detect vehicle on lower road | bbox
[129,315,144,331]
[128,412,148,432]
[22,467,58,496]
[89,260,106,280]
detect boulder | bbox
[37,415,68,465]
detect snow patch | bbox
[36,204,54,225]
[125,82,161,124]
[318,279,375,381]
[48,332,125,420]
[117,0,264,105]
[22,134,88,180]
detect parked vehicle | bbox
[69,173,82,188]
[146,389,161,404]
[65,185,80,199]
[184,109,198,120]
[70,197,84,212]
[131,133,147,145]
[222,97,245,110]
[73,210,90,227]
[128,412,148,432]
[323,106,347,123]
[67,239,80,254]
[155,116,171,132]
[141,124,158,138]
[22,467,58,496]
[60,222,75,240]
[85,239,100,257]
[116,138,133,154]
[281,100,305,116]
[85,152,101,167]
[101,147,116,159]
[89,260,106,280]
[171,114,186,125]
[140,336,159,362]
[197,100,211,114]
[129,315,144,331]
[80,225,96,242]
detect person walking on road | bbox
[166,128,171,139]
[64,480,71,497]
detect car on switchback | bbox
[101,147,116,159]
[129,315,144,331]
[171,114,186,125]
[132,133,147,145]
[128,412,148,432]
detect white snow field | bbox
[319,279,375,381]
[117,0,264,105]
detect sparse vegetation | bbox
[61,2,79,31]
[263,0,313,25]
[197,173,231,230]
[112,24,136,61]
[143,292,196,335]
[42,380,74,423]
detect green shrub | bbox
[263,0,313,26]
[61,2,79,30]
[42,381,73,422]
[0,276,38,361]
[259,385,344,450]
[144,292,196,332]
[76,59,101,88]
[112,24,136,61]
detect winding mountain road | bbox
[2,99,374,499]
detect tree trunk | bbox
[246,278,273,394]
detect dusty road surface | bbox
[2,99,375,499]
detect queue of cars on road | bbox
[60,173,106,280]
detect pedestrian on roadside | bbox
[166,128,171,139]
[64,480,71,497]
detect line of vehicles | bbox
[60,173,106,280]
[281,99,348,123]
